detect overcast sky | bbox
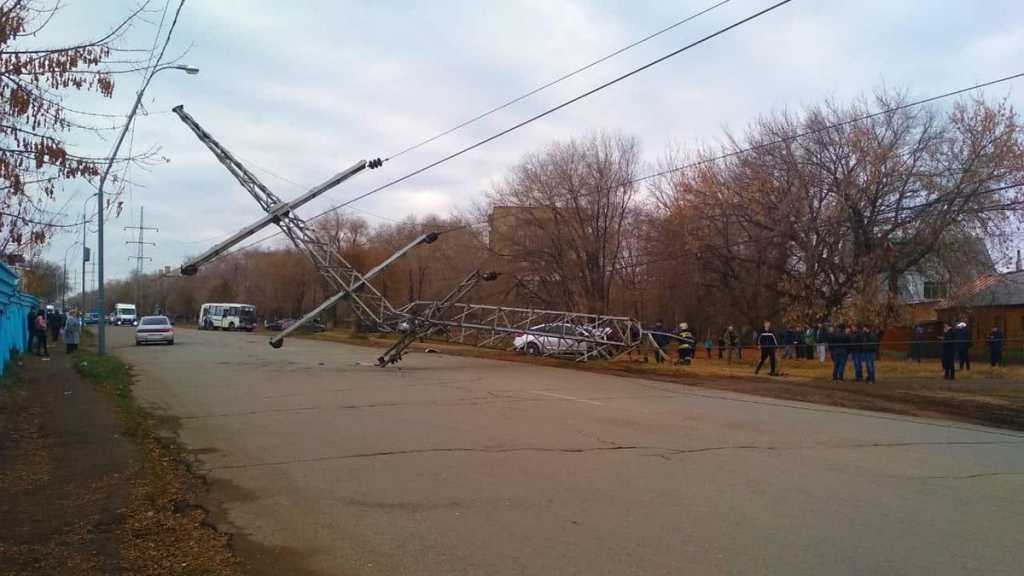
[37,0,1024,286]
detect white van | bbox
[114,303,137,326]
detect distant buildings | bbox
[936,254,1024,360]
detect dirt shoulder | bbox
[304,330,1024,432]
[0,343,240,575]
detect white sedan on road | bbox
[135,315,175,346]
[514,323,592,356]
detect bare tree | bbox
[660,89,1024,325]
[488,133,641,314]
[1,0,156,256]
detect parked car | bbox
[265,318,327,333]
[265,318,293,331]
[513,323,591,356]
[135,315,174,346]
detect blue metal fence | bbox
[0,262,40,376]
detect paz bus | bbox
[198,303,257,331]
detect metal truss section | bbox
[171,105,395,329]
[396,302,644,362]
[376,271,499,366]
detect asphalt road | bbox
[112,326,1024,575]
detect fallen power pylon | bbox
[398,301,654,362]
[172,105,650,365]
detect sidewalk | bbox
[0,343,137,573]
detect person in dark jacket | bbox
[754,321,779,376]
[651,321,669,364]
[26,307,36,352]
[850,324,866,381]
[829,324,850,381]
[986,326,1004,367]
[717,334,726,359]
[910,324,925,363]
[862,325,881,383]
[940,323,957,380]
[955,322,971,371]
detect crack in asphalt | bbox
[201,438,1024,472]
[177,393,566,420]
[914,471,1024,481]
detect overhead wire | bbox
[211,69,1024,260]
[166,2,735,258]
[218,0,796,256]
[428,71,1024,238]
[385,0,733,161]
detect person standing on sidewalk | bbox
[34,311,49,357]
[955,321,972,371]
[754,321,779,376]
[63,308,82,354]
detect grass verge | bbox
[75,349,242,576]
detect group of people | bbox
[939,322,1005,379]
[639,320,886,382]
[27,306,82,358]
[750,321,882,381]
[632,318,1010,382]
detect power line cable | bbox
[194,0,795,258]
[216,69,1024,257]
[385,0,733,160]
[631,71,1024,184]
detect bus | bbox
[198,303,257,331]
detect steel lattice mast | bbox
[172,105,398,330]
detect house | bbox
[935,253,1024,362]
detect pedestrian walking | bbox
[815,323,828,364]
[941,323,957,380]
[704,334,714,359]
[676,323,696,365]
[717,334,725,359]
[754,321,779,376]
[63,308,82,354]
[986,326,1004,367]
[955,321,972,371]
[829,324,850,381]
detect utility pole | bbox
[125,206,157,312]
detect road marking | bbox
[530,390,604,405]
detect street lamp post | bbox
[96,64,198,354]
[62,240,81,310]
[80,192,97,315]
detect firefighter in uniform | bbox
[676,322,696,365]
